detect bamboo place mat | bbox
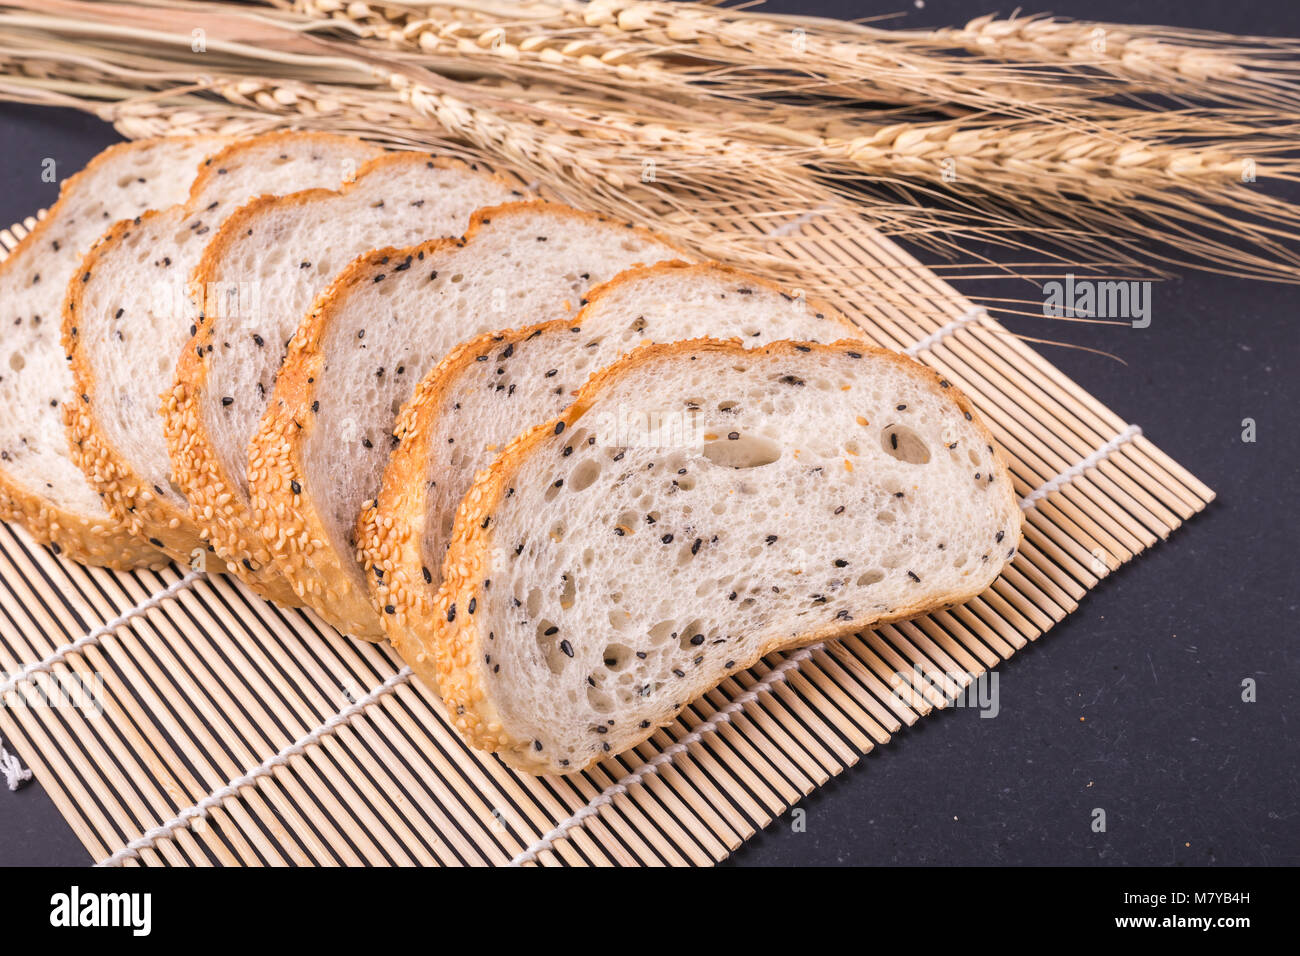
[0,200,1214,867]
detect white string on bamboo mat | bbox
[0,567,205,790]
[510,648,816,866]
[904,306,987,357]
[1020,425,1142,508]
[92,423,1141,865]
[97,666,412,867]
[507,422,1143,865]
[0,735,32,790]
[765,204,837,238]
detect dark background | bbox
[1,0,1296,867]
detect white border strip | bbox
[97,666,412,867]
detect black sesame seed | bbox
[446,604,456,622]
[834,558,848,567]
[554,421,565,435]
[221,396,233,407]
[290,480,301,495]
[766,534,777,544]
[907,570,921,582]
[691,538,702,555]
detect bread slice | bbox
[0,135,231,566]
[247,202,683,641]
[404,339,1022,774]
[64,132,383,571]
[165,152,523,603]
[360,261,864,647]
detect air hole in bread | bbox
[857,569,884,587]
[678,620,705,651]
[881,424,931,464]
[9,352,24,372]
[559,572,576,609]
[535,619,567,674]
[569,459,601,492]
[647,619,675,645]
[603,643,632,670]
[701,432,782,469]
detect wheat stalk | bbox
[1,0,1299,286]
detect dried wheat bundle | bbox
[1,0,1298,289]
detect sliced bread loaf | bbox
[0,135,231,566]
[405,339,1022,773]
[165,152,522,602]
[360,261,863,646]
[247,202,683,641]
[64,132,383,572]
